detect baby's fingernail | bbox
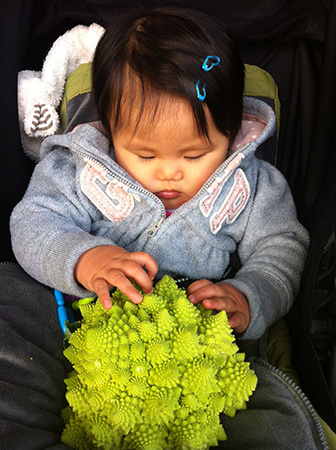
[188,295,195,303]
[134,293,143,304]
[102,300,111,310]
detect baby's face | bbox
[112,98,229,210]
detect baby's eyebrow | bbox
[123,134,214,152]
[182,145,213,152]
[125,143,157,152]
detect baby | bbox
[10,7,309,339]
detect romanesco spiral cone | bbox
[61,275,257,449]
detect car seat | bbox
[1,0,336,444]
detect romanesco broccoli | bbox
[61,275,257,450]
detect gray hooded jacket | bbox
[10,98,309,339]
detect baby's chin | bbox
[155,193,188,211]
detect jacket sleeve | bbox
[10,148,114,297]
[224,160,310,340]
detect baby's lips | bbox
[155,190,181,200]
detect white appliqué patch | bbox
[199,153,245,217]
[80,159,134,222]
[209,169,250,234]
[199,154,250,234]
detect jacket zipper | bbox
[147,217,165,237]
[255,357,329,450]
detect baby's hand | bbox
[187,280,250,333]
[74,245,158,309]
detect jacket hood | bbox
[39,97,276,163]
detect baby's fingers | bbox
[93,274,142,308]
[127,251,158,293]
[136,252,158,281]
[93,269,147,308]
[201,297,229,311]
[227,312,246,333]
[92,278,113,309]
[187,279,214,303]
[202,298,247,333]
[105,269,144,304]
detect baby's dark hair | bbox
[92,7,244,141]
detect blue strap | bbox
[54,289,68,334]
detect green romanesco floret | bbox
[61,275,257,449]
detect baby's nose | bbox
[157,164,183,181]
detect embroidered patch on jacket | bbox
[199,153,245,217]
[80,159,134,222]
[209,168,250,234]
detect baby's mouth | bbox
[155,190,181,200]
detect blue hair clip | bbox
[202,55,221,72]
[196,80,206,101]
[196,55,221,101]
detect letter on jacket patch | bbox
[209,168,250,234]
[80,160,134,222]
[199,153,245,217]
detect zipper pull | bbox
[147,217,164,237]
